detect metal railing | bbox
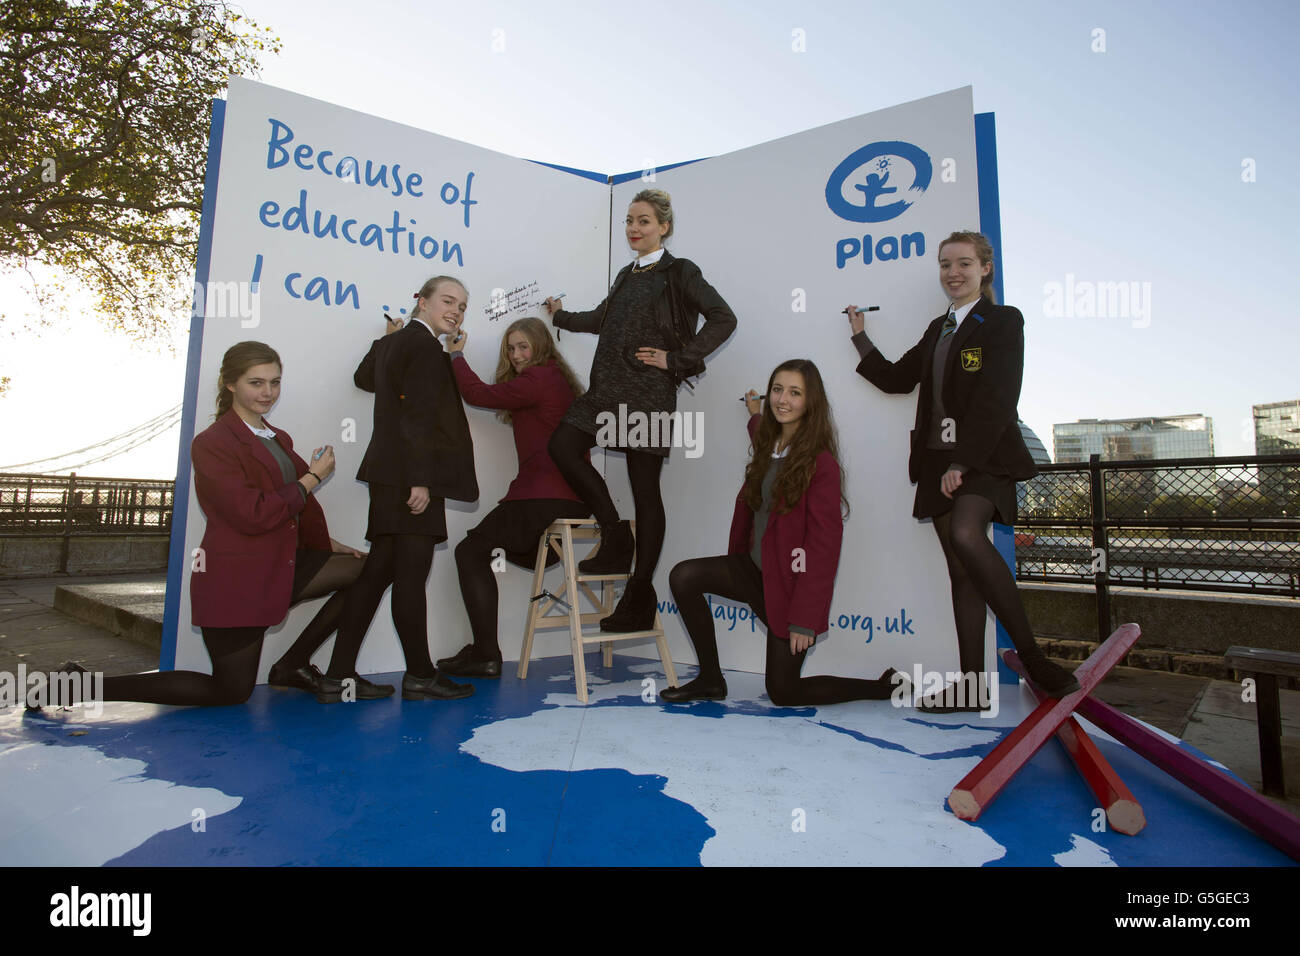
[1016,453,1300,640]
[0,472,174,536]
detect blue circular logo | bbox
[825,141,933,223]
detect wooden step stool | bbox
[517,517,677,704]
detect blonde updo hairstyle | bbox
[630,188,673,241]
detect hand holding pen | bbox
[843,304,879,335]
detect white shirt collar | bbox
[772,443,791,460]
[409,314,436,337]
[635,248,665,268]
[949,299,979,324]
[243,420,276,440]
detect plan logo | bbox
[826,141,932,270]
[824,141,932,223]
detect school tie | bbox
[940,306,958,339]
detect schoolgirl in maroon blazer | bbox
[434,316,591,675]
[660,358,897,705]
[42,341,386,709]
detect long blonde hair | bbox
[492,317,584,424]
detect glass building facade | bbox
[1253,400,1300,456]
[1253,400,1299,514]
[1052,415,1214,463]
[1018,420,1052,465]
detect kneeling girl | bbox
[661,359,896,705]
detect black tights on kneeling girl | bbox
[669,553,894,705]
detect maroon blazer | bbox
[726,415,843,640]
[451,354,584,504]
[189,410,330,628]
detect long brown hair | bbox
[937,230,997,304]
[742,359,849,519]
[492,317,584,424]
[215,341,282,419]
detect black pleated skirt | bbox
[913,447,1018,525]
[365,482,448,542]
[466,498,591,568]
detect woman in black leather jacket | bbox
[543,188,737,631]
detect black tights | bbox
[668,554,894,705]
[454,535,501,659]
[548,422,665,584]
[100,552,365,706]
[324,533,437,679]
[932,493,1045,675]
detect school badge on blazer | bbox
[960,347,982,371]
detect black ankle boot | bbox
[600,579,657,632]
[578,520,635,575]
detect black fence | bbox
[0,473,174,535]
[1016,453,1300,639]
[3,455,1296,617]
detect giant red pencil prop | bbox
[1074,694,1300,862]
[947,624,1140,821]
[1003,649,1146,836]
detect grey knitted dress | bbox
[562,268,676,457]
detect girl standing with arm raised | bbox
[542,188,737,632]
[847,230,1077,711]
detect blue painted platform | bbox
[1,656,1293,866]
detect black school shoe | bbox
[268,662,329,693]
[660,676,728,703]
[401,671,475,701]
[599,579,657,632]
[25,661,89,711]
[917,693,992,715]
[577,520,635,575]
[315,673,396,704]
[913,671,999,714]
[436,644,503,679]
[1022,656,1081,697]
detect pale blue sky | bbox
[2,0,1296,475]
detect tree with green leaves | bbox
[0,0,279,343]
